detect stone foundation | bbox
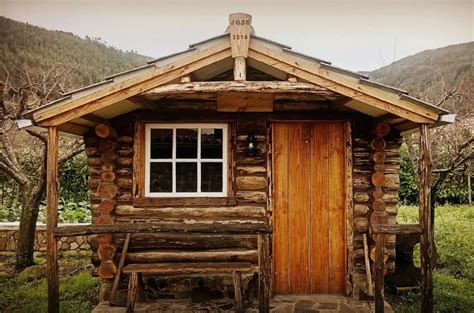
[0,222,91,253]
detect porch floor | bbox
[92,294,394,312]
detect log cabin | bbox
[19,13,454,313]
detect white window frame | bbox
[144,123,228,198]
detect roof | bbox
[22,13,452,136]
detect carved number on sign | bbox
[232,34,249,40]
[230,19,251,25]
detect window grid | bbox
[145,123,227,198]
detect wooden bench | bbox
[122,262,258,313]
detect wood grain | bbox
[272,123,289,293]
[328,122,346,293]
[310,123,329,293]
[288,123,311,293]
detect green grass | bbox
[0,256,99,313]
[393,204,474,312]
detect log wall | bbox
[84,105,402,301]
[351,128,401,297]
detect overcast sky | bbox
[1,0,472,71]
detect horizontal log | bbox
[101,171,116,183]
[85,146,100,157]
[143,81,336,98]
[99,139,117,152]
[354,204,369,216]
[95,123,117,139]
[117,147,134,157]
[236,176,266,190]
[116,136,133,143]
[236,191,267,203]
[54,221,271,237]
[354,192,370,203]
[115,233,257,250]
[123,249,258,263]
[114,205,266,218]
[371,223,422,234]
[102,151,117,163]
[98,199,116,214]
[122,262,256,274]
[236,166,266,175]
[116,157,133,166]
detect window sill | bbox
[133,196,237,207]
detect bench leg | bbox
[233,271,243,313]
[126,272,138,313]
[137,273,145,302]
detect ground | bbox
[0,252,99,313]
[0,205,472,313]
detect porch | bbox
[93,294,394,313]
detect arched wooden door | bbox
[272,122,346,294]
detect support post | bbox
[47,126,59,313]
[374,234,385,313]
[258,233,270,313]
[233,57,246,81]
[419,124,433,313]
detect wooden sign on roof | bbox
[229,13,252,58]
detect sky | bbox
[0,0,472,71]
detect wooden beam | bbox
[47,126,59,313]
[54,221,272,237]
[371,223,423,234]
[34,39,232,125]
[142,81,336,98]
[248,40,438,123]
[419,124,434,313]
[234,56,246,81]
[128,95,156,110]
[217,92,273,112]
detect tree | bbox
[0,62,84,270]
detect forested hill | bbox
[0,16,153,87]
[368,42,473,113]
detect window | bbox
[145,123,228,197]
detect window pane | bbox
[201,128,223,159]
[150,162,172,192]
[176,129,197,158]
[150,129,172,159]
[176,162,197,192]
[201,163,223,192]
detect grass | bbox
[392,204,474,313]
[0,255,99,313]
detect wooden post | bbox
[233,271,243,313]
[234,57,246,81]
[419,124,433,313]
[258,233,270,313]
[374,234,385,313]
[47,126,59,313]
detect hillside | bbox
[369,42,473,114]
[0,16,153,88]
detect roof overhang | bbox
[23,12,452,136]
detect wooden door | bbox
[273,122,346,294]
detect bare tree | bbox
[0,62,84,270]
